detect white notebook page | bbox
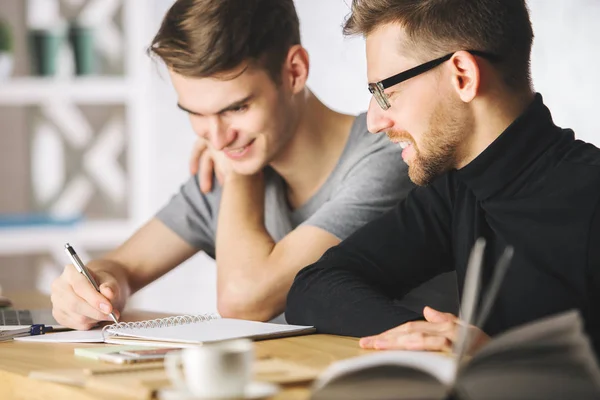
[106,319,314,344]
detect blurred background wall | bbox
[0,0,598,314]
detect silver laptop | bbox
[0,309,64,329]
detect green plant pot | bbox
[68,24,95,76]
[0,19,13,55]
[29,29,62,77]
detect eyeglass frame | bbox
[368,50,500,110]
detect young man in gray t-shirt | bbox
[49,0,457,329]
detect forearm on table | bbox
[286,258,423,336]
[216,172,285,320]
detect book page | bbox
[471,310,582,361]
[312,351,456,400]
[459,311,600,400]
[453,238,486,362]
[314,351,457,389]
[455,241,513,366]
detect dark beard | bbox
[408,99,469,186]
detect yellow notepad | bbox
[74,345,158,360]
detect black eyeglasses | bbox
[368,50,499,110]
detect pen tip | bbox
[64,243,71,249]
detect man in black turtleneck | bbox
[286,0,600,358]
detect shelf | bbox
[0,77,133,105]
[0,220,136,255]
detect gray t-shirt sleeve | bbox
[155,175,220,258]
[300,143,414,241]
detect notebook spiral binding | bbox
[101,314,220,340]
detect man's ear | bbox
[448,51,481,103]
[283,45,310,94]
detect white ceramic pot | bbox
[0,52,14,80]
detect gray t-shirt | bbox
[157,113,414,254]
[157,113,458,314]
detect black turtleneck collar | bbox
[456,93,568,200]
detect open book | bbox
[310,239,600,400]
[101,315,315,347]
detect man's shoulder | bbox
[558,137,600,205]
[562,135,600,168]
[550,134,600,195]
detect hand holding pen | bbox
[49,244,122,330]
[64,243,119,324]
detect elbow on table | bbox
[216,289,277,322]
[284,267,315,326]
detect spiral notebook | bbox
[100,315,315,347]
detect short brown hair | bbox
[150,0,301,82]
[344,0,534,91]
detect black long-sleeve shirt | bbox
[286,94,600,357]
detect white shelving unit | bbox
[0,0,153,269]
[0,221,135,254]
[0,77,132,105]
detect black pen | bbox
[64,243,119,324]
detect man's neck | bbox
[457,90,535,169]
[270,90,354,209]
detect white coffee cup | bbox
[165,339,254,399]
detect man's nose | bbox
[207,117,232,150]
[366,97,394,134]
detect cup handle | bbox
[164,351,186,391]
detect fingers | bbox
[358,308,488,355]
[51,286,110,330]
[360,330,453,351]
[189,139,208,176]
[52,307,95,331]
[98,282,122,320]
[50,265,120,330]
[199,152,215,193]
[216,169,224,186]
[359,319,458,351]
[362,332,452,352]
[423,306,457,323]
[381,320,456,336]
[70,268,117,315]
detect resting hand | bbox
[189,138,232,193]
[359,306,490,354]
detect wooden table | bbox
[0,292,372,400]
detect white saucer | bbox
[158,381,280,400]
